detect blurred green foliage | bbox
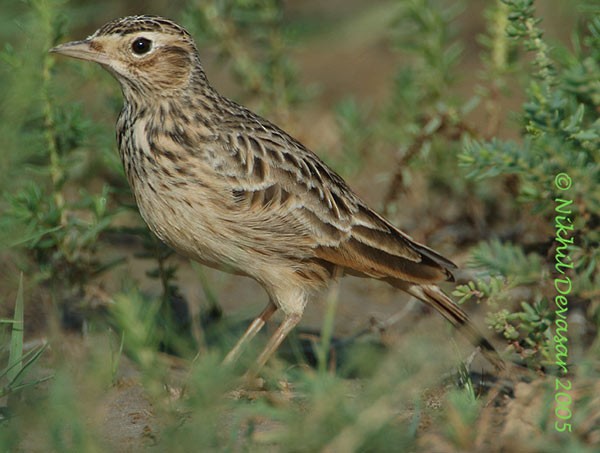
[0,275,50,401]
[182,0,310,116]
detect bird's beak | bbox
[49,39,109,65]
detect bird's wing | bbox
[209,109,457,285]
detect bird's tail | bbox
[387,280,505,371]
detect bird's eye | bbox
[131,37,152,55]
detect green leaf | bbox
[7,274,24,384]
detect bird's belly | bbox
[122,146,323,289]
[129,173,235,269]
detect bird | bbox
[50,15,504,373]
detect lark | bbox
[51,15,504,372]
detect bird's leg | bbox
[248,312,302,376]
[223,301,277,365]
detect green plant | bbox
[1,275,50,402]
[457,0,599,368]
[382,0,475,213]
[329,97,373,178]
[1,2,123,306]
[183,0,309,118]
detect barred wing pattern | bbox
[212,104,457,285]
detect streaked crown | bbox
[93,15,192,38]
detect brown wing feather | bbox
[325,203,457,283]
[315,237,451,283]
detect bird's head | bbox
[50,15,202,97]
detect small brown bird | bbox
[51,15,503,372]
